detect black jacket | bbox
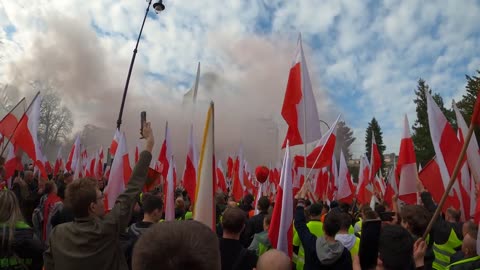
[241,211,268,247]
[0,222,44,270]
[219,238,257,270]
[294,206,352,270]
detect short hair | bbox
[464,221,478,239]
[338,212,353,230]
[323,212,341,237]
[400,205,431,237]
[243,194,254,205]
[222,207,246,234]
[309,203,323,217]
[446,208,461,222]
[44,181,57,194]
[132,220,220,270]
[65,178,98,218]
[379,225,414,270]
[258,196,270,212]
[142,194,164,214]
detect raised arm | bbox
[104,122,155,233]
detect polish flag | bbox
[109,129,120,156]
[426,90,464,199]
[384,167,397,208]
[457,130,472,221]
[453,102,480,184]
[54,147,63,176]
[226,156,234,178]
[294,115,340,169]
[232,147,245,201]
[356,155,372,205]
[158,122,172,182]
[329,154,338,201]
[4,143,23,182]
[0,98,26,138]
[281,34,321,148]
[66,136,80,172]
[193,102,216,230]
[95,147,104,179]
[337,151,355,204]
[104,132,131,210]
[73,147,84,180]
[397,115,418,204]
[10,93,47,178]
[268,141,293,257]
[164,156,175,221]
[183,124,197,202]
[369,131,382,183]
[216,160,227,193]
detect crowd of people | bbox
[0,122,479,270]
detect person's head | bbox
[257,196,270,212]
[132,220,220,270]
[363,210,379,220]
[0,190,24,246]
[222,207,246,236]
[142,194,164,223]
[243,194,254,207]
[175,197,185,210]
[44,181,57,195]
[24,170,33,183]
[255,249,291,270]
[323,212,341,238]
[227,201,237,208]
[309,203,323,219]
[375,204,386,216]
[359,205,372,218]
[65,178,104,218]
[321,203,330,215]
[445,207,461,223]
[263,214,271,231]
[377,225,414,270]
[338,212,353,232]
[215,192,226,205]
[400,205,431,237]
[97,179,105,190]
[461,233,478,258]
[462,220,478,238]
[63,173,73,185]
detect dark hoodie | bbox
[294,206,352,270]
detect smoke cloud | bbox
[5,15,337,171]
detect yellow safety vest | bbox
[432,229,462,270]
[350,237,361,257]
[446,255,480,270]
[293,221,324,270]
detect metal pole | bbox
[116,0,153,130]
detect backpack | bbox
[31,195,47,241]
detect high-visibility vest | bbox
[432,229,462,270]
[446,255,480,270]
[350,237,361,257]
[354,218,362,235]
[185,211,193,220]
[257,236,271,256]
[293,220,324,270]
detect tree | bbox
[456,70,480,143]
[334,121,356,162]
[364,117,386,170]
[33,81,74,150]
[411,78,453,166]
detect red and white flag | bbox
[66,136,80,172]
[356,155,372,205]
[268,141,293,257]
[158,122,172,181]
[95,147,105,179]
[4,143,22,183]
[369,131,382,183]
[54,147,63,176]
[426,90,464,199]
[10,93,47,178]
[336,151,355,204]
[104,132,132,210]
[453,102,480,184]
[0,98,26,138]
[216,160,227,193]
[294,115,340,169]
[164,156,175,221]
[193,102,216,230]
[183,124,197,202]
[384,166,398,208]
[109,129,120,156]
[397,115,418,204]
[232,146,245,201]
[281,34,321,148]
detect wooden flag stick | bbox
[422,122,475,239]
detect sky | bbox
[0,0,479,163]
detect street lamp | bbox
[116,0,166,130]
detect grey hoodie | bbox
[315,237,345,265]
[335,234,357,251]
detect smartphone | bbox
[359,219,382,269]
[140,111,147,139]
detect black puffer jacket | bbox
[0,221,44,270]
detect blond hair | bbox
[0,190,24,247]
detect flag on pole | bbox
[268,141,293,257]
[337,151,355,204]
[183,124,198,202]
[0,98,26,138]
[164,156,175,221]
[369,131,382,182]
[193,102,216,230]
[281,34,321,148]
[66,136,80,172]
[397,115,418,204]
